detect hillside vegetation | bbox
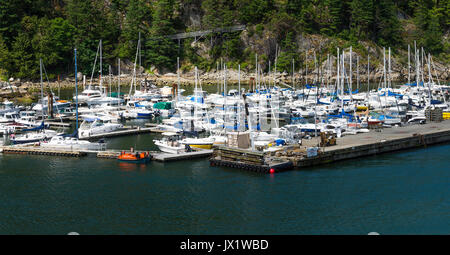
[0,0,448,81]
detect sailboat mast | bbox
[408,44,410,85]
[388,47,392,89]
[336,48,340,101]
[75,48,79,136]
[357,55,359,91]
[40,58,44,120]
[100,39,102,89]
[177,56,180,102]
[350,46,352,98]
[367,54,370,99]
[238,64,241,97]
[118,58,120,105]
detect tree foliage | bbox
[0,0,447,79]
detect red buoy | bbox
[269,168,275,174]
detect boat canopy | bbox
[153,102,172,110]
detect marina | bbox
[0,0,449,236]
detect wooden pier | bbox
[79,127,154,140]
[1,146,86,157]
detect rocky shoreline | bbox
[2,66,448,93]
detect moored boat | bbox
[117,151,151,163]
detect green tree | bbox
[350,0,374,40]
[119,0,152,59]
[145,0,178,71]
[0,35,12,79]
[276,32,299,73]
[374,0,401,47]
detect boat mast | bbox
[341,50,345,111]
[305,50,308,86]
[118,58,121,105]
[255,53,258,91]
[292,58,295,89]
[388,47,392,90]
[367,53,370,100]
[40,58,44,120]
[109,65,112,98]
[357,55,359,91]
[75,48,79,137]
[408,44,410,85]
[336,47,340,105]
[349,46,352,101]
[100,39,102,91]
[177,56,180,103]
[415,41,419,87]
[238,64,241,97]
[427,53,433,105]
[421,47,425,85]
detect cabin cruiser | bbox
[10,129,58,144]
[74,88,103,103]
[153,132,186,154]
[78,115,123,139]
[16,111,41,127]
[41,136,106,151]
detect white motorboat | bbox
[41,136,106,151]
[10,129,58,144]
[153,132,186,154]
[78,115,123,138]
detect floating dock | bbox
[79,127,154,140]
[46,121,71,128]
[1,146,86,157]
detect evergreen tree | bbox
[0,35,12,78]
[374,0,401,47]
[145,0,178,71]
[119,0,152,59]
[350,0,374,40]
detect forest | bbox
[0,0,448,80]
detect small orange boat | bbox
[117,151,151,163]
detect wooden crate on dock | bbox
[214,146,265,166]
[226,132,251,149]
[425,107,443,122]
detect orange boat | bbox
[117,151,151,163]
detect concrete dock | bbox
[297,120,450,168]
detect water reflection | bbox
[117,162,148,172]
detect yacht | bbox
[153,132,186,154]
[41,136,106,151]
[78,115,123,139]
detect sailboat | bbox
[42,48,106,151]
[11,59,59,144]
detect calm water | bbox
[0,129,449,234]
[2,83,449,234]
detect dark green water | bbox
[0,128,449,234]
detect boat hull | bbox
[186,144,213,150]
[118,158,150,164]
